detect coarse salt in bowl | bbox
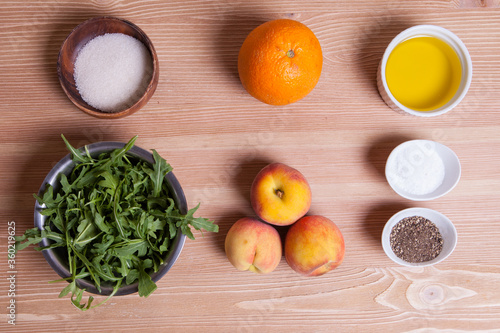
[382,207,458,267]
[385,140,461,201]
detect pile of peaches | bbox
[225,163,345,276]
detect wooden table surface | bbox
[1,1,500,332]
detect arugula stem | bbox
[88,280,122,310]
[49,272,90,283]
[69,243,99,287]
[66,230,73,275]
[113,186,126,239]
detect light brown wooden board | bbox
[1,1,500,331]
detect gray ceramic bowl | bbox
[34,141,186,296]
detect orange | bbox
[238,19,323,106]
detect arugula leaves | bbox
[16,135,218,310]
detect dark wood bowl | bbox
[57,17,159,119]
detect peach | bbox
[285,215,345,276]
[224,217,282,274]
[250,163,312,226]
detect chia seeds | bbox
[390,215,443,263]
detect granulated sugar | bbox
[386,141,445,195]
[74,33,153,112]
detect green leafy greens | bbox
[16,135,218,310]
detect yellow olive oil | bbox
[385,36,462,111]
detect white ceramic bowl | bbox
[377,25,472,117]
[382,207,458,267]
[385,140,461,201]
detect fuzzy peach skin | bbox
[225,217,282,274]
[250,163,312,226]
[285,215,345,276]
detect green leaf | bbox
[91,234,114,255]
[59,280,77,298]
[159,237,170,253]
[15,227,45,251]
[70,288,94,311]
[146,218,165,239]
[112,239,148,257]
[93,212,110,234]
[110,136,138,163]
[34,227,66,251]
[137,261,157,297]
[91,257,122,282]
[98,170,119,191]
[60,174,73,194]
[191,216,218,232]
[74,223,100,248]
[116,256,132,277]
[146,149,172,198]
[61,134,88,163]
[34,185,64,207]
[160,203,218,240]
[125,269,139,285]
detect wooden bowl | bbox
[57,17,159,119]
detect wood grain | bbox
[1,1,500,332]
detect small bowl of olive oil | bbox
[377,25,472,117]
